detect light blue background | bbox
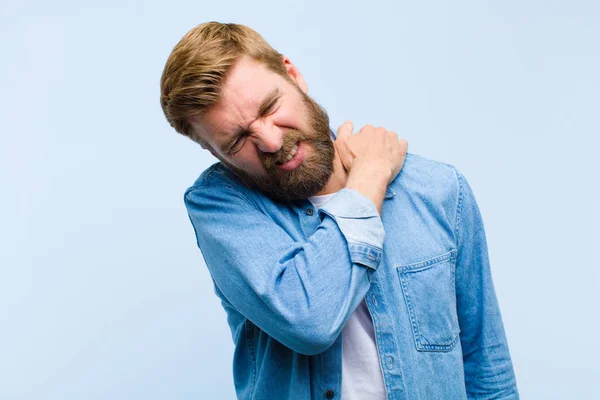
[1,1,598,399]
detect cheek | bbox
[230,145,266,176]
[274,100,309,130]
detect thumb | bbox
[334,120,354,171]
[336,120,353,142]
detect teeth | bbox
[285,144,299,161]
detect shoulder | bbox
[394,153,461,193]
[184,162,255,208]
[390,153,464,217]
[186,162,241,190]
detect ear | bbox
[282,56,308,94]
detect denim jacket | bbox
[184,153,519,400]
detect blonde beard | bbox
[221,93,334,202]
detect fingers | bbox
[336,120,353,141]
[335,122,408,181]
[397,138,408,155]
[335,120,354,171]
[389,138,408,183]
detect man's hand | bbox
[334,121,408,213]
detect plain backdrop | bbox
[1,1,598,399]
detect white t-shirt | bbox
[308,193,387,400]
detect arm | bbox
[185,184,384,356]
[185,122,407,355]
[453,170,519,398]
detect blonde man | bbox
[160,22,518,400]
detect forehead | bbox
[222,57,281,101]
[191,57,285,141]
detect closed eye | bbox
[259,99,279,118]
[258,89,282,118]
[227,129,252,155]
[225,88,282,155]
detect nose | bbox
[248,121,283,153]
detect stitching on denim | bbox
[365,295,394,397]
[318,208,379,221]
[453,168,465,247]
[399,275,422,351]
[396,250,457,271]
[347,241,382,255]
[348,243,382,268]
[398,255,460,352]
[415,334,460,352]
[401,271,459,352]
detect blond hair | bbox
[160,22,287,145]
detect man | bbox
[160,22,518,399]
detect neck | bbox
[315,150,348,196]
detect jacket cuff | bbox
[318,188,385,269]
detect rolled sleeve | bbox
[318,188,385,269]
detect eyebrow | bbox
[257,87,282,117]
[222,88,283,152]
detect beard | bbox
[222,90,335,203]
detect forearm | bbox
[187,185,384,355]
[345,161,391,214]
[458,268,518,398]
[210,217,373,354]
[453,169,519,398]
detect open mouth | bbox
[275,142,304,171]
[276,143,299,165]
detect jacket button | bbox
[305,208,314,216]
[325,390,335,399]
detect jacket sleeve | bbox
[453,170,519,399]
[185,183,385,355]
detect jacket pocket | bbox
[397,250,460,352]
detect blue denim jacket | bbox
[184,153,519,400]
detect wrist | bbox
[345,164,390,214]
[347,162,391,187]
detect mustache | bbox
[261,129,307,169]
